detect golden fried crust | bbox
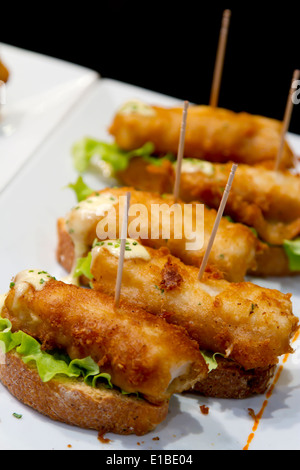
[118,157,174,194]
[0,61,9,83]
[119,159,300,246]
[61,186,263,282]
[3,280,208,405]
[108,104,294,169]
[0,352,169,435]
[90,245,299,370]
[117,162,297,277]
[177,163,300,246]
[124,188,263,283]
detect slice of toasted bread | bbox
[192,356,276,399]
[0,352,169,436]
[56,218,75,273]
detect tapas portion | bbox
[118,158,300,245]
[108,100,295,169]
[0,269,208,434]
[56,233,299,398]
[57,184,264,282]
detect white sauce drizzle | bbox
[61,273,80,286]
[66,193,118,259]
[91,238,151,264]
[118,100,156,117]
[13,270,53,293]
[9,270,54,311]
[174,159,214,175]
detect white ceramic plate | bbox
[0,78,299,450]
[0,43,98,194]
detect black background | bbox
[2,1,299,134]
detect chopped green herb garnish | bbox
[9,282,15,289]
[12,413,22,419]
[154,285,164,294]
[250,303,258,315]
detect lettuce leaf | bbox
[0,318,111,387]
[71,138,156,175]
[201,351,224,373]
[67,176,95,202]
[283,238,300,272]
[73,251,93,280]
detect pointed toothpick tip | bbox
[209,9,232,108]
[223,9,231,21]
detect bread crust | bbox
[191,357,276,399]
[0,352,169,436]
[56,217,75,273]
[4,277,208,405]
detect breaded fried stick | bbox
[57,187,264,282]
[89,242,298,371]
[118,158,300,247]
[108,101,295,169]
[2,270,207,405]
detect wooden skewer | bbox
[173,100,189,202]
[275,69,300,171]
[114,191,131,308]
[198,163,238,280]
[210,9,231,108]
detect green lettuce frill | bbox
[0,317,112,387]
